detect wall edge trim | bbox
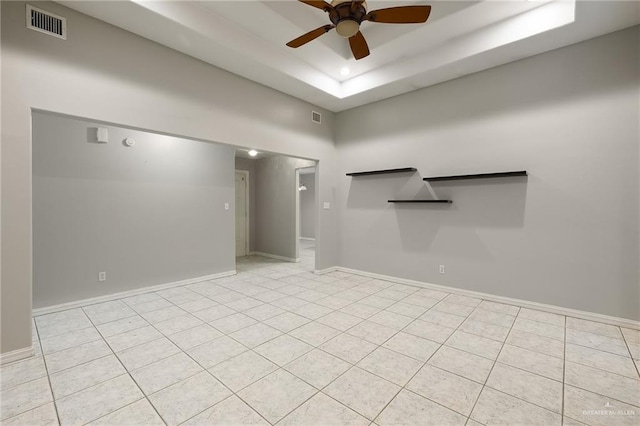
[314,267,339,275]
[0,346,35,365]
[32,270,237,317]
[336,266,640,330]
[249,252,300,263]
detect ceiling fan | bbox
[286,0,432,60]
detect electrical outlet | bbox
[98,271,106,282]
[439,265,445,274]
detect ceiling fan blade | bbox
[349,31,370,60]
[286,25,335,48]
[298,0,333,12]
[364,5,432,24]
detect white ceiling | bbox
[58,1,639,112]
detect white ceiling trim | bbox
[57,0,639,112]
[341,0,575,97]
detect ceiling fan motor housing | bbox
[330,0,367,38]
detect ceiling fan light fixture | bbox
[288,0,430,61]
[336,19,360,38]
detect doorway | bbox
[296,166,316,266]
[235,170,249,257]
[234,151,316,268]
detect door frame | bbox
[235,170,250,257]
[295,168,301,261]
[295,166,316,262]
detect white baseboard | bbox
[29,260,639,330]
[1,346,34,365]
[32,270,236,317]
[250,252,300,263]
[335,266,640,330]
[314,267,339,275]
[299,237,316,241]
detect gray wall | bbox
[255,156,316,259]
[1,0,638,357]
[336,26,640,320]
[300,172,316,239]
[235,157,257,253]
[1,0,337,355]
[32,112,235,308]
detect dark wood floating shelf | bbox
[423,170,528,182]
[388,200,452,204]
[346,167,417,177]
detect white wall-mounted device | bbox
[123,138,135,147]
[96,127,108,143]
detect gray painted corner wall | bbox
[32,112,235,308]
[336,26,640,320]
[255,156,316,260]
[235,157,258,253]
[300,172,316,239]
[1,0,638,359]
[1,0,338,354]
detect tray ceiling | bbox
[58,1,640,112]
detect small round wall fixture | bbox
[123,138,135,147]
[248,149,258,157]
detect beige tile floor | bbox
[1,242,639,425]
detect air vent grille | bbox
[312,111,321,124]
[26,5,66,40]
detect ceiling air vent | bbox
[312,111,322,124]
[26,4,66,40]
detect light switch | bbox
[96,127,108,143]
[224,203,230,210]
[323,202,330,210]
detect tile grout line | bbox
[80,306,169,426]
[138,311,275,426]
[478,311,606,417]
[16,258,635,426]
[31,279,546,424]
[565,339,635,359]
[619,329,640,378]
[208,263,640,419]
[0,400,57,425]
[198,301,363,422]
[26,320,61,426]
[84,398,155,426]
[367,294,491,423]
[437,299,506,423]
[353,295,478,422]
[30,306,561,381]
[192,265,635,419]
[223,277,409,423]
[34,324,96,342]
[464,304,521,424]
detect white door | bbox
[235,172,248,257]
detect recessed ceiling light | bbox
[248,150,258,157]
[340,67,350,76]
